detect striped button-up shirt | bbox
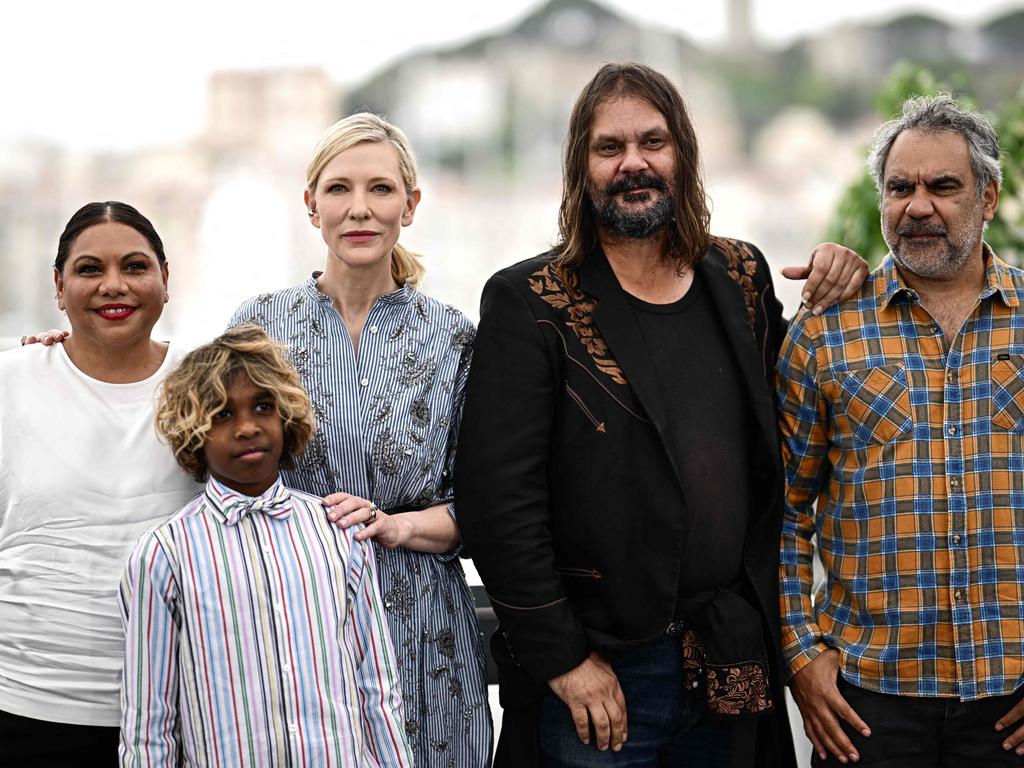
[119,477,413,767]
[778,247,1024,700]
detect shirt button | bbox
[288,723,298,734]
[953,534,961,544]
[948,426,957,436]
[946,372,955,382]
[931,324,941,334]
[369,325,379,334]
[262,544,272,553]
[360,378,369,387]
[955,590,962,600]
[950,478,960,489]
[274,602,283,613]
[282,662,291,672]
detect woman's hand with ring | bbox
[323,491,409,548]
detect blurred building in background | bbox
[1,0,1022,340]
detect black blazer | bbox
[457,238,795,766]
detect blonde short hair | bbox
[307,112,425,287]
[155,324,315,482]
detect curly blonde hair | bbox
[156,324,316,482]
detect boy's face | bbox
[203,373,285,497]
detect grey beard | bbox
[594,194,673,240]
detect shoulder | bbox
[704,236,770,283]
[129,492,205,560]
[0,342,51,376]
[407,289,474,331]
[482,251,576,314]
[230,281,312,327]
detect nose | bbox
[905,188,936,219]
[618,142,649,174]
[234,413,261,440]
[99,266,129,296]
[348,188,371,221]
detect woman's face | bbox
[305,141,420,274]
[54,221,169,350]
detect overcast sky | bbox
[3,0,1018,151]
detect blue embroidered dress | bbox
[231,276,491,767]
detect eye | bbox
[326,182,347,194]
[372,183,394,194]
[76,264,101,275]
[643,136,666,149]
[212,408,231,422]
[887,181,912,195]
[125,261,150,272]
[596,142,620,155]
[254,401,275,413]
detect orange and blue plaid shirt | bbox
[777,246,1024,700]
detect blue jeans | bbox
[539,635,736,767]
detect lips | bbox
[342,230,379,243]
[234,447,270,463]
[94,304,137,320]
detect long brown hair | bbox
[554,63,710,271]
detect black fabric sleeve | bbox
[455,273,590,683]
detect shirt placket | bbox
[941,316,976,699]
[257,523,303,766]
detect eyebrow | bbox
[70,251,153,263]
[321,174,399,185]
[591,127,668,145]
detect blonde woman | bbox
[230,113,492,766]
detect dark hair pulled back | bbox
[55,201,165,273]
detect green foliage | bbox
[824,63,1024,267]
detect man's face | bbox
[587,96,676,240]
[880,128,998,281]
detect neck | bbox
[598,228,690,303]
[897,245,987,305]
[63,335,168,384]
[317,254,401,328]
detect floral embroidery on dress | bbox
[712,236,759,336]
[528,262,628,386]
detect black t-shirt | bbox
[628,270,751,601]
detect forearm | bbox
[392,503,459,553]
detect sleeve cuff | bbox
[435,503,462,563]
[785,638,830,680]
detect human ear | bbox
[982,180,1000,222]
[402,188,422,227]
[53,267,65,311]
[303,189,319,227]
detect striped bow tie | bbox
[222,485,293,526]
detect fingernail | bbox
[997,723,1005,731]
[813,305,824,316]
[612,744,622,752]
[1004,741,1012,750]
[1017,745,1024,756]
[861,728,871,737]
[802,293,811,302]
[850,753,859,762]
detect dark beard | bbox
[590,173,673,240]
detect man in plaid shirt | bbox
[777,94,1024,765]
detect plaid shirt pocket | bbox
[834,364,912,445]
[992,354,1024,432]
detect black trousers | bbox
[0,707,119,767]
[810,676,1024,767]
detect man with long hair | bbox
[457,63,862,766]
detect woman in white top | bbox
[0,202,198,765]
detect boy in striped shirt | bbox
[119,324,413,767]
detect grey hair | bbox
[867,93,1002,199]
